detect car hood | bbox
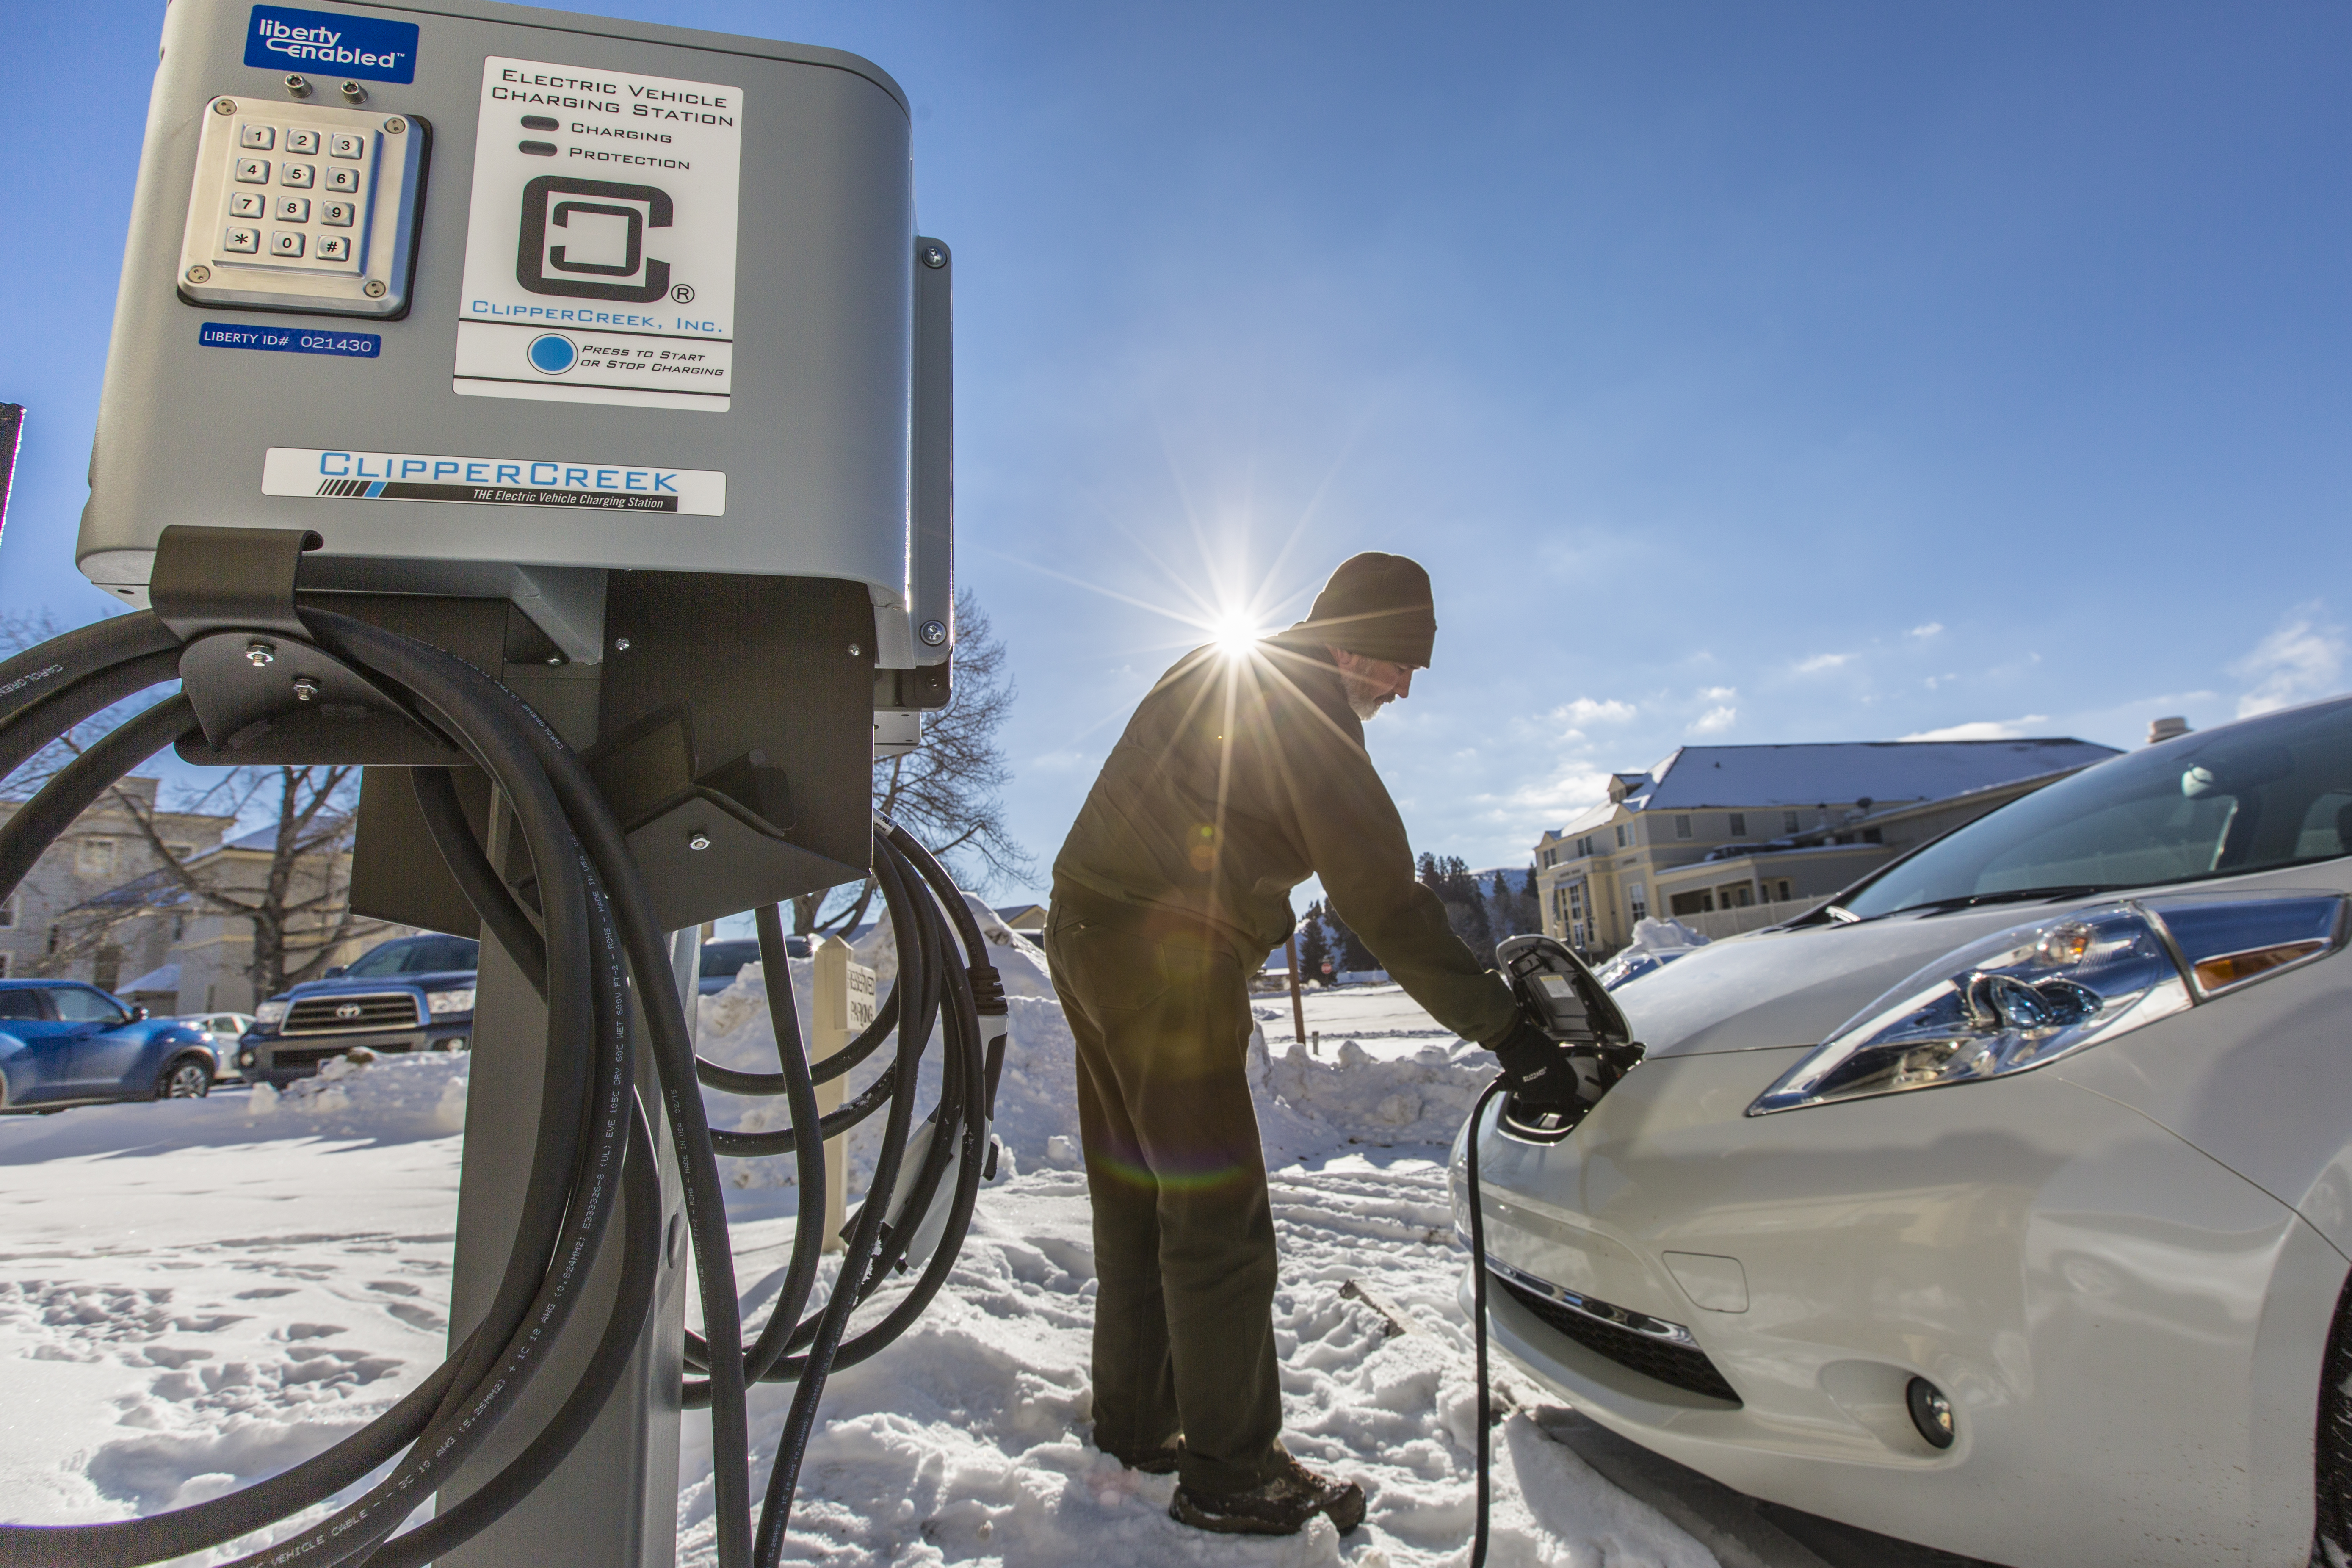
[283,968,475,999]
[1613,862,2352,1057]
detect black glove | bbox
[1490,1014,1573,1098]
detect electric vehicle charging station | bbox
[0,3,991,1565]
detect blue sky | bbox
[4,2,2349,904]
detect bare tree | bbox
[3,612,383,997]
[792,589,1032,935]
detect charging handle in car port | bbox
[1494,935,1644,1142]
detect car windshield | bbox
[700,940,759,980]
[343,936,481,977]
[1842,696,2352,919]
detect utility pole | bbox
[1285,932,1307,1045]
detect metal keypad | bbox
[177,95,426,318]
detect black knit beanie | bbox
[1305,553,1438,668]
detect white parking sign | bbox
[453,56,742,412]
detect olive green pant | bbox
[1044,902,1282,1496]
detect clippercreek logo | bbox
[243,6,419,84]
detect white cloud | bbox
[1899,715,2050,741]
[1909,622,1944,639]
[1688,705,1737,735]
[1550,697,1637,727]
[1697,685,1736,702]
[2231,603,2346,718]
[1794,652,1852,674]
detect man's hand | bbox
[1490,1015,1574,1098]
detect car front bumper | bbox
[247,1026,470,1084]
[1458,1045,2341,1568]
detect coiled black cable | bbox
[0,603,1007,1568]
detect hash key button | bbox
[279,163,315,188]
[286,129,321,155]
[319,200,356,227]
[239,124,275,151]
[329,132,366,159]
[315,235,351,262]
[323,166,360,194]
[270,230,306,258]
[222,226,260,254]
[235,157,271,184]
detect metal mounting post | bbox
[437,918,700,1567]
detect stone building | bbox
[0,778,234,991]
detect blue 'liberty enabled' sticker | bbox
[201,322,381,359]
[244,6,418,85]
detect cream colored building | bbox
[72,824,406,1014]
[1533,739,2120,956]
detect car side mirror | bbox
[130,1006,148,1021]
[323,966,346,979]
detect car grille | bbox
[283,993,421,1035]
[1492,1269,1741,1405]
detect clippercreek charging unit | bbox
[0,5,993,1567]
[1465,935,1642,1566]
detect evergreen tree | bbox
[1296,901,1332,981]
[1324,903,1377,972]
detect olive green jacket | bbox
[1050,628,1519,1047]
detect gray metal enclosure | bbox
[80,0,925,664]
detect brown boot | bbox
[1168,1455,1366,1536]
[1115,1437,1183,1475]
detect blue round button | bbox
[528,334,578,374]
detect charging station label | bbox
[263,447,726,514]
[453,57,741,414]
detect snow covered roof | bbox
[1550,738,2120,832]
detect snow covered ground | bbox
[0,951,1954,1568]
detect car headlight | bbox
[238,1048,256,1067]
[1751,891,2346,1116]
[428,987,475,1016]
[254,1001,289,1026]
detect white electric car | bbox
[1457,693,2352,1568]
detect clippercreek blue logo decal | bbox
[244,6,418,84]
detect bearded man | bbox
[1045,552,1569,1537]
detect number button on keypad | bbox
[279,163,314,189]
[229,191,265,218]
[315,235,351,262]
[270,230,305,257]
[222,226,260,254]
[239,124,276,151]
[275,196,311,223]
[319,200,357,227]
[323,166,360,194]
[328,132,367,160]
[235,158,271,184]
[286,129,321,155]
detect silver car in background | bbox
[1459,692,2352,1568]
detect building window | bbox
[46,924,59,955]
[1628,883,1649,923]
[1541,847,1556,868]
[1863,828,1882,845]
[1675,814,1692,839]
[1782,811,1800,835]
[77,838,116,877]
[1615,824,1632,849]
[1777,879,1793,901]
[1728,812,1746,837]
[93,946,123,994]
[0,895,14,929]
[0,954,10,977]
[1575,835,1595,859]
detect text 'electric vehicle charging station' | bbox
[0,3,988,1565]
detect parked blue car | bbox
[0,980,220,1112]
[237,934,478,1087]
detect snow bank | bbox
[246,1053,469,1139]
